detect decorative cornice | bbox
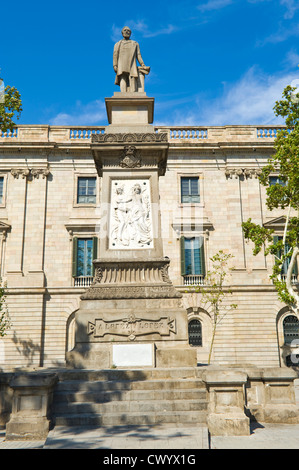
[225,168,262,179]
[10,168,51,179]
[91,132,168,144]
[10,169,30,179]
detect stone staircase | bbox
[52,367,208,427]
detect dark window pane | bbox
[269,176,286,187]
[283,315,299,344]
[77,177,96,203]
[184,237,203,275]
[77,238,93,276]
[181,177,200,203]
[0,177,3,203]
[188,319,202,346]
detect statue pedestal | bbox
[105,92,154,134]
[67,92,196,369]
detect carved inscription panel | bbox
[109,179,153,249]
[88,314,176,341]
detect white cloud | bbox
[49,100,106,126]
[197,0,233,12]
[259,22,299,45]
[158,67,299,126]
[284,49,299,67]
[111,20,178,42]
[280,0,299,19]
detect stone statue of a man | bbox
[113,26,150,93]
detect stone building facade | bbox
[0,124,298,370]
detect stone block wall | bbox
[0,125,294,369]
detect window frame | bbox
[72,236,98,278]
[180,235,206,277]
[188,318,203,347]
[0,174,8,208]
[178,173,204,207]
[74,173,98,207]
[273,235,298,278]
[269,175,287,187]
[283,314,299,345]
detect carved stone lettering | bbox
[87,314,176,341]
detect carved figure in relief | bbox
[111,182,152,248]
[130,184,152,245]
[113,26,150,93]
[113,186,133,246]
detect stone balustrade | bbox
[0,125,286,145]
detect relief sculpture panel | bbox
[109,179,153,249]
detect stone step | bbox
[53,398,208,414]
[55,378,205,393]
[56,367,205,382]
[54,410,207,427]
[53,388,207,404]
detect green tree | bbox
[242,84,299,315]
[0,280,10,337]
[189,250,237,364]
[0,77,22,133]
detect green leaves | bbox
[0,81,22,133]
[242,83,299,313]
[242,219,274,256]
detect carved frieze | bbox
[91,132,168,143]
[87,313,176,341]
[81,284,182,300]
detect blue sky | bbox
[1,0,299,127]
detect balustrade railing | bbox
[70,127,105,139]
[166,127,208,140]
[257,127,287,138]
[74,276,94,287]
[0,125,289,143]
[0,128,18,138]
[183,274,205,286]
[280,274,299,285]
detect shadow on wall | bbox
[11,332,41,368]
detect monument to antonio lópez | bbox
[66,27,196,369]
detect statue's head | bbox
[121,26,131,39]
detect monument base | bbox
[66,296,197,369]
[66,343,197,369]
[105,93,155,134]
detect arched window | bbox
[188,319,202,347]
[283,315,299,344]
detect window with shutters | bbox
[72,237,98,287]
[180,236,205,285]
[180,177,200,203]
[77,177,96,204]
[273,235,298,283]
